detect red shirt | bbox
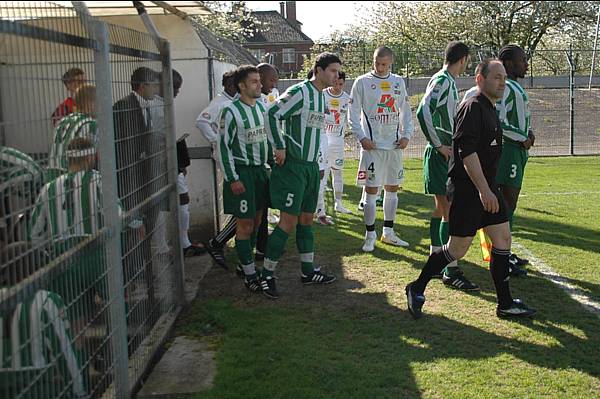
[51,97,75,127]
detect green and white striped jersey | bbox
[266,80,326,163]
[48,113,97,175]
[497,78,530,144]
[416,68,458,148]
[0,146,44,196]
[0,289,85,398]
[218,99,268,182]
[30,170,103,246]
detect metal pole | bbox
[589,8,600,90]
[91,19,129,398]
[566,46,575,155]
[159,39,186,307]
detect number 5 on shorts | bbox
[285,193,294,207]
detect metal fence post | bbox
[159,39,186,307]
[91,19,129,398]
[567,46,575,155]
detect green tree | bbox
[193,1,261,43]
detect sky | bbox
[245,1,369,41]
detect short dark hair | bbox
[313,52,342,75]
[307,69,314,79]
[373,46,394,59]
[222,70,235,88]
[62,67,84,85]
[338,71,346,81]
[498,44,525,63]
[475,58,500,78]
[445,41,470,65]
[172,69,183,91]
[131,67,160,91]
[257,63,278,75]
[234,65,259,91]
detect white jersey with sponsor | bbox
[349,71,414,150]
[324,88,351,150]
[195,92,239,143]
[259,87,279,108]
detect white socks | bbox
[332,168,344,204]
[383,191,398,221]
[316,167,330,216]
[364,193,378,227]
[153,211,170,254]
[179,204,192,249]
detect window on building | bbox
[283,48,295,64]
[251,48,265,60]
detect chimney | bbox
[286,1,298,29]
[279,2,285,18]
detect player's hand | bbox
[395,137,410,149]
[528,130,536,147]
[320,170,325,179]
[479,188,499,213]
[274,149,286,166]
[436,145,452,161]
[360,137,376,151]
[230,180,246,195]
[521,138,533,150]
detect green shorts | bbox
[496,142,529,188]
[223,165,269,219]
[270,159,319,216]
[423,145,449,195]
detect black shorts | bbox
[447,178,508,237]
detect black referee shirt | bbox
[448,92,503,186]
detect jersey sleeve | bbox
[195,99,222,143]
[398,78,414,140]
[217,108,239,182]
[348,78,366,141]
[498,86,527,142]
[416,77,449,147]
[266,86,303,150]
[454,101,482,160]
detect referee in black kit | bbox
[406,59,536,320]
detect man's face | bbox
[510,49,528,79]
[317,63,341,88]
[140,81,160,100]
[479,61,506,101]
[240,72,262,99]
[373,56,393,76]
[332,77,345,92]
[66,74,86,94]
[260,69,278,94]
[224,78,237,97]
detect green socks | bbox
[296,224,315,275]
[430,217,442,248]
[262,226,289,277]
[235,238,255,277]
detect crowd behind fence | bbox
[276,46,600,158]
[1,3,183,398]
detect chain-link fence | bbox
[1,2,184,398]
[277,46,600,157]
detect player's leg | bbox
[178,172,206,257]
[380,150,409,247]
[356,147,367,211]
[316,164,334,225]
[330,147,351,214]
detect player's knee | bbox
[278,212,297,233]
[236,219,255,236]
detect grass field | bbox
[178,156,600,399]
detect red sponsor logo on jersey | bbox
[357,170,367,180]
[377,94,397,113]
[330,109,341,124]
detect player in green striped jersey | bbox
[1,146,44,245]
[496,45,535,273]
[416,41,480,291]
[260,53,341,299]
[48,85,97,180]
[218,65,269,292]
[0,289,86,398]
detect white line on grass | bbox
[512,242,600,318]
[520,191,600,197]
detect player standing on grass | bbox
[218,66,269,292]
[349,46,414,252]
[260,53,341,299]
[316,70,353,225]
[416,41,479,291]
[495,45,534,275]
[406,59,536,320]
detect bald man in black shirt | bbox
[406,59,536,319]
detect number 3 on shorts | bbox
[240,200,248,213]
[285,193,294,207]
[510,164,517,179]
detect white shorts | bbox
[317,134,329,171]
[356,149,404,187]
[327,145,344,170]
[178,172,188,195]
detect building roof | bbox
[246,10,312,44]
[193,21,258,65]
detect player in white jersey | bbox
[195,71,239,268]
[316,71,352,225]
[349,46,414,252]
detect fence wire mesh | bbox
[1,2,184,398]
